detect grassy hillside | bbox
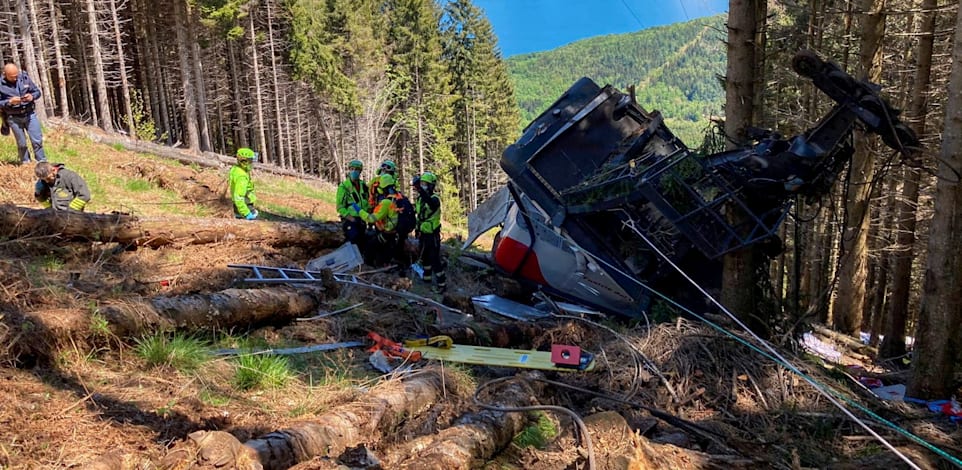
[0,127,339,221]
[507,14,726,146]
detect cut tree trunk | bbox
[99,285,335,337]
[248,371,443,469]
[0,204,343,248]
[381,377,539,470]
[11,285,334,361]
[157,372,444,470]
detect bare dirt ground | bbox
[0,128,960,469]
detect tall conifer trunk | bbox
[173,0,199,151]
[907,1,962,399]
[832,0,886,335]
[86,0,112,130]
[722,0,767,334]
[880,0,936,360]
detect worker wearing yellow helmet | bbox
[229,147,258,219]
[362,173,401,266]
[367,160,397,208]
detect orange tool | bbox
[367,332,422,362]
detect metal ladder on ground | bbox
[228,264,332,284]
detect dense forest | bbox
[507,14,727,145]
[719,0,961,398]
[0,0,519,222]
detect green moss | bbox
[512,411,558,449]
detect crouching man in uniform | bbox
[34,162,91,212]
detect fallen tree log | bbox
[158,371,444,470]
[0,204,343,248]
[381,376,537,469]
[12,309,90,360]
[810,323,877,357]
[131,161,229,207]
[428,321,546,348]
[9,286,334,361]
[156,431,263,470]
[100,285,335,337]
[244,371,443,470]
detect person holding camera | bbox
[0,63,46,164]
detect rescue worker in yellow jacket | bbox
[229,148,258,219]
[336,159,371,249]
[363,173,400,267]
[413,171,445,292]
[367,160,397,208]
[34,162,90,211]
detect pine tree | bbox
[441,0,518,221]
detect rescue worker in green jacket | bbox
[34,162,90,212]
[336,159,371,249]
[363,173,400,267]
[412,171,445,292]
[229,148,258,219]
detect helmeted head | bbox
[348,159,363,181]
[35,161,58,184]
[378,160,397,176]
[419,171,437,193]
[377,173,397,194]
[236,147,256,169]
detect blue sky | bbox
[472,0,729,57]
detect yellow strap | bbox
[403,335,453,349]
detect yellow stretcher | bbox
[403,336,596,372]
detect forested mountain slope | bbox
[507,14,726,144]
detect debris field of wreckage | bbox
[206,245,959,469]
